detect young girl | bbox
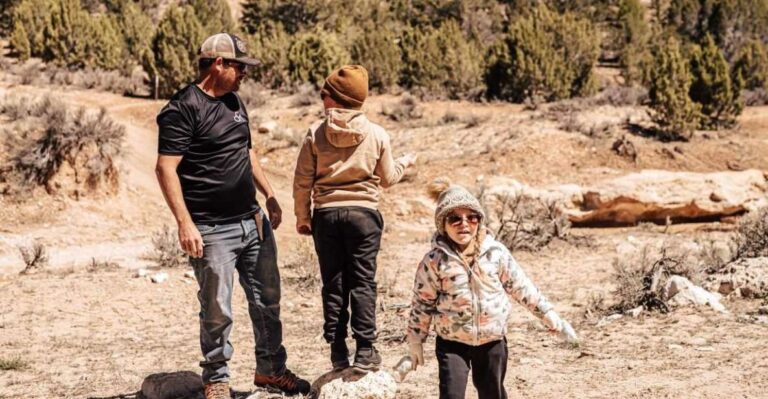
[406,178,578,399]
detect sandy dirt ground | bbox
[1,78,767,399]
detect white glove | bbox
[559,320,580,344]
[409,342,424,370]
[397,153,418,168]
[543,310,580,344]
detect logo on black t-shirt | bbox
[233,111,244,123]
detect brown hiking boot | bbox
[253,369,310,396]
[203,382,231,399]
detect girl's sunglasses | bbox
[446,213,482,226]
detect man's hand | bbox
[397,153,418,168]
[409,342,424,371]
[266,196,282,229]
[296,223,312,236]
[178,222,204,258]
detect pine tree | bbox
[147,5,205,98]
[11,0,52,57]
[246,22,291,89]
[241,0,324,35]
[10,20,31,60]
[399,21,483,98]
[647,36,701,140]
[43,0,90,67]
[87,14,125,70]
[108,0,154,69]
[350,20,403,92]
[733,39,768,90]
[485,4,599,102]
[618,0,650,85]
[286,29,349,88]
[188,0,233,35]
[689,34,743,128]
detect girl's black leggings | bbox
[436,336,508,399]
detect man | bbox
[155,33,310,399]
[293,65,416,372]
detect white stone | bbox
[597,313,623,327]
[627,306,643,318]
[664,275,727,313]
[258,121,278,134]
[135,268,148,278]
[519,357,544,366]
[316,369,397,399]
[151,272,169,284]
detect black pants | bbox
[312,206,383,344]
[436,337,509,399]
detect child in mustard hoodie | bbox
[406,178,578,399]
[293,65,416,371]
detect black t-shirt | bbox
[157,84,259,224]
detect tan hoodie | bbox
[293,108,406,226]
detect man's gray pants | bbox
[190,214,287,384]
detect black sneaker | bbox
[331,341,350,371]
[353,345,382,371]
[253,369,310,396]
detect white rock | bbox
[627,306,643,318]
[151,272,169,284]
[135,268,148,278]
[519,357,544,366]
[597,313,623,327]
[316,369,397,399]
[664,275,727,313]
[258,121,278,134]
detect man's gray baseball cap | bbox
[199,33,259,66]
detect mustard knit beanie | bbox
[321,65,369,110]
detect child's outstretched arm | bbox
[498,248,579,344]
[406,254,440,368]
[373,133,415,188]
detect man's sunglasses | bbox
[446,213,482,226]
[224,60,248,73]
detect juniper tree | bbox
[647,36,701,140]
[146,5,205,98]
[350,20,403,92]
[485,4,599,102]
[733,39,768,91]
[400,20,483,98]
[286,29,349,88]
[688,34,743,128]
[618,0,650,85]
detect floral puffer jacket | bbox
[407,232,558,346]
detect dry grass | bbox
[0,357,29,371]
[148,225,187,268]
[612,242,702,313]
[381,94,422,122]
[1,96,124,198]
[3,57,145,96]
[18,240,49,275]
[283,238,320,289]
[86,258,121,273]
[732,207,768,259]
[486,190,571,252]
